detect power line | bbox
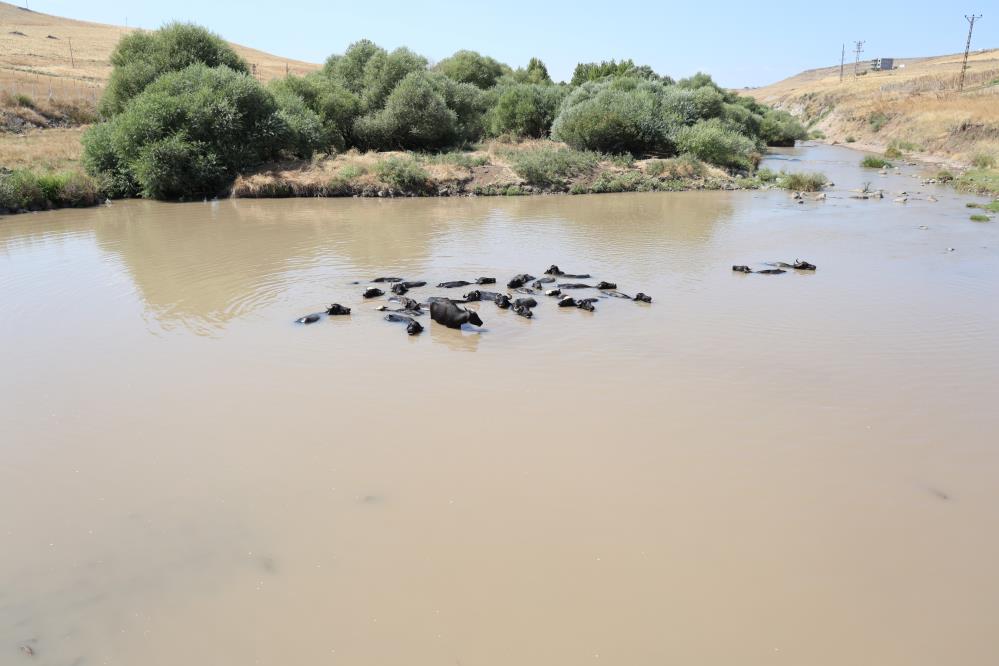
[958,14,982,92]
[853,40,865,77]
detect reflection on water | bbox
[2,144,999,666]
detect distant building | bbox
[871,57,895,71]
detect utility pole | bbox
[958,14,982,92]
[840,44,845,82]
[853,40,865,76]
[68,37,75,68]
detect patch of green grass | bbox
[0,169,100,211]
[756,167,778,183]
[506,145,599,187]
[420,152,489,169]
[970,214,990,222]
[935,170,954,182]
[970,152,996,169]
[605,152,635,168]
[845,135,857,143]
[966,200,999,212]
[884,145,903,159]
[955,168,999,196]
[861,155,891,169]
[809,129,826,140]
[374,156,430,192]
[339,164,367,179]
[868,112,890,132]
[643,154,706,179]
[775,171,827,192]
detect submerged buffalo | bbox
[732,265,753,273]
[363,287,385,298]
[633,293,653,303]
[770,260,817,271]
[430,300,484,329]
[531,277,555,289]
[391,282,409,295]
[511,304,533,319]
[384,313,424,335]
[558,283,593,289]
[507,273,536,288]
[595,281,617,290]
[437,280,473,288]
[296,313,322,324]
[372,277,403,283]
[326,303,351,315]
[494,294,512,309]
[476,277,496,285]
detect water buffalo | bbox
[363,287,385,298]
[463,290,503,302]
[507,273,536,288]
[430,300,483,329]
[633,293,653,303]
[326,304,351,315]
[494,294,512,309]
[296,313,322,324]
[437,280,473,288]
[595,281,617,290]
[768,260,817,271]
[391,282,409,295]
[531,277,555,289]
[511,304,534,319]
[476,277,496,285]
[558,283,593,289]
[545,289,562,297]
[372,277,403,283]
[514,297,537,308]
[756,269,786,275]
[732,265,753,273]
[545,265,590,278]
[384,313,424,335]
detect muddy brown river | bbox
[2,144,998,665]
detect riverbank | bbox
[2,139,771,215]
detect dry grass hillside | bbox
[748,49,999,167]
[0,1,319,171]
[0,1,318,93]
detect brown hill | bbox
[0,1,319,98]
[747,49,999,166]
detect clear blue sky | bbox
[28,0,999,87]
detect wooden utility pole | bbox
[853,40,865,76]
[958,14,982,92]
[840,44,845,82]
[68,38,75,68]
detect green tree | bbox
[100,22,248,116]
[435,50,509,89]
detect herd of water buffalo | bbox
[295,264,654,335]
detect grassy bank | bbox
[231,141,755,199]
[0,168,101,213]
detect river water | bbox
[2,144,998,665]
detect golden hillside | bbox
[748,49,999,165]
[0,1,319,98]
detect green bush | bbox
[435,50,508,89]
[269,73,360,150]
[374,155,429,191]
[675,119,757,169]
[487,83,565,138]
[570,59,670,85]
[271,88,329,157]
[100,22,247,116]
[970,214,990,222]
[845,135,857,143]
[775,171,826,191]
[84,64,293,199]
[884,144,903,159]
[759,109,807,146]
[353,72,459,150]
[861,155,891,168]
[507,145,599,187]
[551,78,681,154]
